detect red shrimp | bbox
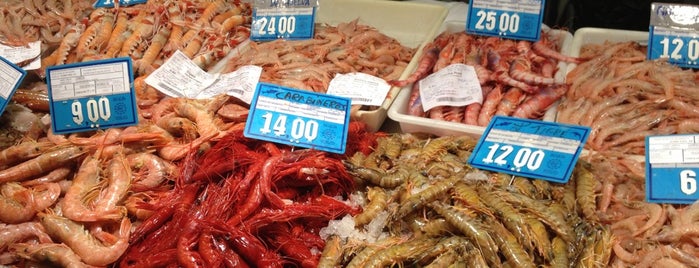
[532,37,585,64]
[406,81,425,117]
[512,84,567,119]
[495,87,526,116]
[388,47,440,87]
[478,85,503,126]
[509,56,556,85]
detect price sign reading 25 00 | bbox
[474,11,520,35]
[467,0,545,41]
[482,143,545,172]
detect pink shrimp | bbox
[509,56,556,85]
[512,84,567,119]
[0,145,84,183]
[478,85,503,126]
[531,36,585,64]
[38,212,131,267]
[127,152,178,191]
[61,156,125,222]
[10,243,98,268]
[388,47,440,87]
[463,103,481,126]
[0,222,53,250]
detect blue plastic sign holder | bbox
[647,3,699,69]
[46,57,138,135]
[93,0,147,8]
[0,56,27,116]
[466,0,545,41]
[244,82,351,154]
[251,7,316,41]
[646,134,699,204]
[468,116,590,183]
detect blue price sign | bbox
[648,27,699,68]
[46,57,138,134]
[0,56,27,116]
[466,0,545,41]
[93,0,147,8]
[468,116,590,183]
[646,134,699,204]
[251,7,315,41]
[244,82,350,154]
[648,3,699,68]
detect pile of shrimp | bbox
[556,41,699,154]
[0,94,262,267]
[0,0,93,48]
[579,151,699,267]
[393,29,583,126]
[39,0,252,76]
[319,134,614,267]
[119,121,379,268]
[222,19,415,103]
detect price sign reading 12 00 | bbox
[648,27,699,69]
[468,116,590,183]
[467,0,545,41]
[251,7,315,41]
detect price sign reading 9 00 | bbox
[47,57,138,134]
[648,27,699,69]
[251,7,315,41]
[467,0,545,41]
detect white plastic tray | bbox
[387,21,574,138]
[565,27,649,75]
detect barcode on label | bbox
[157,82,177,93]
[437,97,469,102]
[229,88,244,95]
[352,97,373,103]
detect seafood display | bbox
[557,40,699,154]
[322,134,613,267]
[392,27,581,126]
[222,19,416,109]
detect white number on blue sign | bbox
[71,97,111,125]
[474,11,520,34]
[256,16,297,36]
[259,112,318,142]
[680,170,698,195]
[659,37,699,61]
[482,143,544,171]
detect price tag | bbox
[645,134,699,204]
[468,116,590,183]
[648,3,699,68]
[244,82,350,154]
[93,0,147,8]
[0,41,41,70]
[0,56,27,115]
[251,7,315,41]
[326,72,391,107]
[419,63,482,112]
[46,57,138,134]
[466,0,545,41]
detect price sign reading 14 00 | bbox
[251,7,315,41]
[467,0,545,41]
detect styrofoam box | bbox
[318,0,448,132]
[565,27,648,77]
[387,21,574,138]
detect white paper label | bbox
[648,135,699,165]
[144,50,219,98]
[419,63,483,112]
[0,41,41,70]
[198,65,262,103]
[0,58,24,99]
[326,72,390,106]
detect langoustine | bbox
[394,29,580,126]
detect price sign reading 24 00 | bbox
[467,0,545,41]
[251,7,315,41]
